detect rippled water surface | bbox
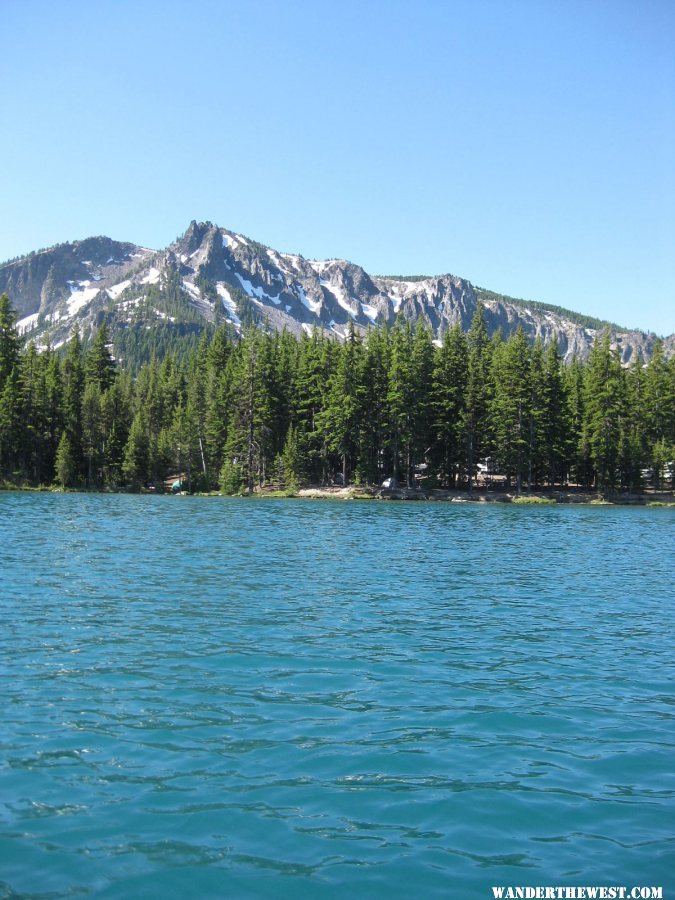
[1,493,674,898]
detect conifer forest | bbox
[0,293,673,495]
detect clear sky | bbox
[1,0,674,334]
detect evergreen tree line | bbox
[1,294,673,494]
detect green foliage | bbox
[55,432,76,487]
[317,323,362,484]
[114,322,214,373]
[86,323,116,391]
[431,324,468,487]
[281,424,303,492]
[123,410,150,487]
[490,327,532,491]
[0,293,671,500]
[0,294,21,387]
[465,304,492,489]
[219,458,243,494]
[581,332,625,490]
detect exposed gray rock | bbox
[2,221,673,362]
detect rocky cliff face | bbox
[2,221,672,363]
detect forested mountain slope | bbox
[1,288,673,495]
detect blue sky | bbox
[1,0,674,334]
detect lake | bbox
[1,493,673,898]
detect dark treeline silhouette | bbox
[1,294,673,494]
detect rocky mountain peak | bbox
[1,222,672,364]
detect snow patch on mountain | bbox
[234,272,281,305]
[67,282,101,316]
[140,267,160,285]
[107,279,131,299]
[216,283,242,327]
[296,283,321,315]
[320,279,357,318]
[17,312,39,334]
[361,303,378,323]
[221,232,239,249]
[266,248,284,267]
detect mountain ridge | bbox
[1,221,672,365]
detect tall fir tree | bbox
[61,328,86,484]
[490,328,532,492]
[355,325,390,484]
[386,320,416,486]
[86,323,116,392]
[464,304,491,490]
[581,332,625,490]
[317,323,362,483]
[540,339,570,487]
[0,294,21,390]
[431,324,468,487]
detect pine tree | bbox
[0,368,21,476]
[540,339,569,487]
[464,304,491,490]
[204,365,231,486]
[61,328,85,483]
[202,328,234,485]
[81,381,103,487]
[254,332,284,484]
[431,324,468,487]
[42,348,64,483]
[273,330,298,455]
[317,323,362,484]
[219,457,243,494]
[581,332,625,491]
[0,296,22,478]
[281,423,302,492]
[101,377,132,487]
[186,355,209,486]
[644,341,674,487]
[17,344,48,483]
[222,331,265,492]
[355,325,390,484]
[0,294,21,391]
[386,320,415,486]
[294,330,331,483]
[527,339,547,488]
[490,328,531,492]
[123,410,150,488]
[564,357,589,487]
[86,323,116,392]
[55,432,76,488]
[619,353,648,490]
[410,323,435,483]
[134,355,166,483]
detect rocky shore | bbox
[294,486,675,505]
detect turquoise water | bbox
[1,494,673,899]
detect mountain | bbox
[2,221,672,365]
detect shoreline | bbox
[295,486,675,506]
[2,482,674,506]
